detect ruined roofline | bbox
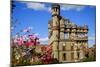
[48,18,88,29]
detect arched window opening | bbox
[64,32,68,39]
[63,53,66,61]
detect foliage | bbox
[81,55,96,62]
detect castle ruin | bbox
[48,4,88,62]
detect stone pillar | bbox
[52,30,59,60]
[60,31,64,40]
[68,32,71,39]
[66,52,71,62]
[74,44,78,62]
[66,42,71,62]
[85,42,88,48]
[59,52,63,62]
[79,49,84,60]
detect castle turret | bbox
[51,4,60,17]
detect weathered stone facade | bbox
[48,4,88,62]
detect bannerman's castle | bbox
[48,4,88,62]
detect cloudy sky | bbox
[12,1,96,47]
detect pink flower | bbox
[17,38,23,46]
[26,40,31,47]
[29,35,33,39]
[28,34,35,40]
[22,35,27,41]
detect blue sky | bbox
[12,1,96,47]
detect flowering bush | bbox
[11,30,55,66]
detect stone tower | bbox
[48,4,60,59]
[48,4,88,62]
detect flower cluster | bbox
[13,33,40,47]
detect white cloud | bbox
[39,37,48,42]
[61,4,85,11]
[26,2,46,10]
[88,36,95,40]
[34,33,39,36]
[22,2,50,12]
